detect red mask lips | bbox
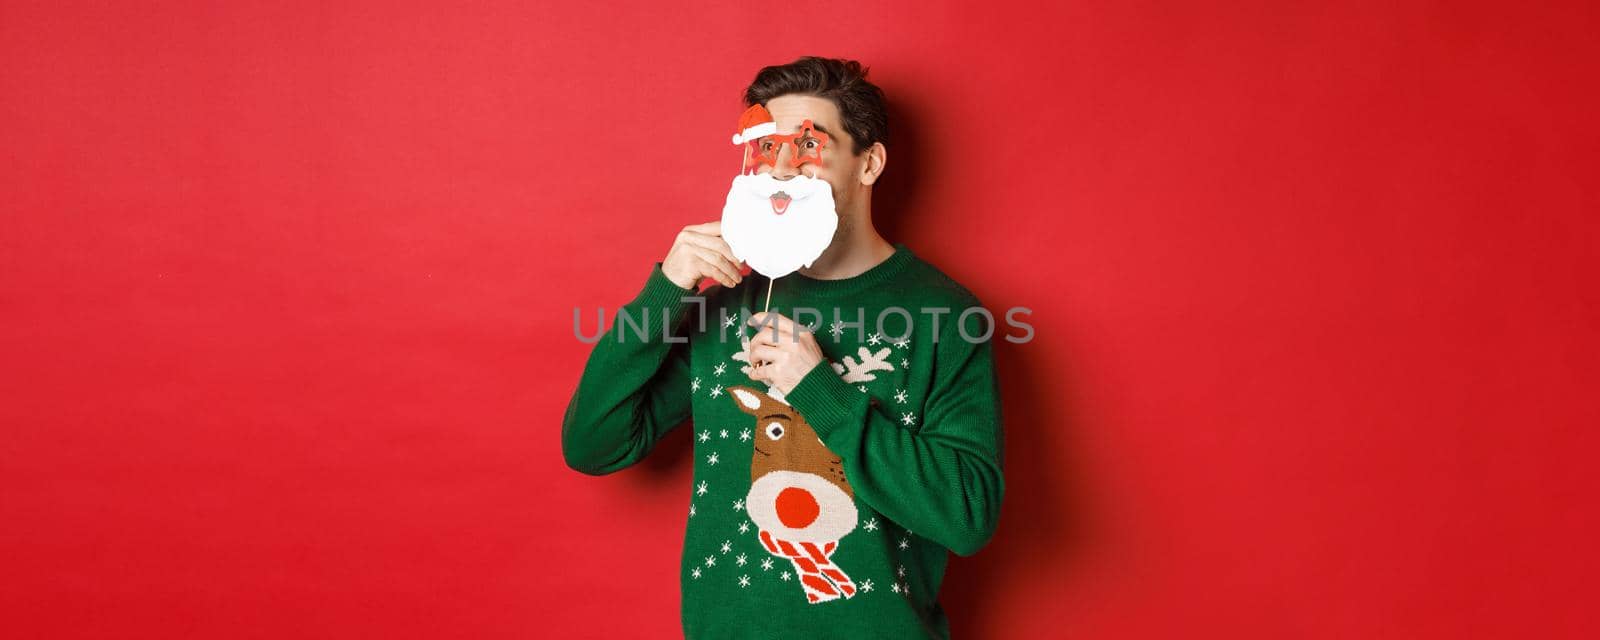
[770,191,792,215]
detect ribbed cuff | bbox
[784,360,866,441]
[636,262,694,302]
[626,263,697,336]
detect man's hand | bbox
[662,221,743,289]
[745,312,825,394]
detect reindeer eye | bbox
[765,422,784,440]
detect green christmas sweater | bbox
[562,244,1005,640]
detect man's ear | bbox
[859,142,887,186]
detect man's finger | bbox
[705,235,743,269]
[691,247,741,286]
[691,254,732,288]
[692,246,741,284]
[748,311,797,331]
[682,221,722,236]
[748,312,808,343]
[747,321,793,345]
[682,231,740,267]
[749,343,784,364]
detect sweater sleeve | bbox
[561,263,698,476]
[783,309,1006,557]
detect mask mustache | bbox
[741,173,827,199]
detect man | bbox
[562,56,1004,639]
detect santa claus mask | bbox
[722,171,836,279]
[721,105,838,279]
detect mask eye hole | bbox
[765,422,784,440]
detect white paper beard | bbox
[721,172,838,279]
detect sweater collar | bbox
[763,243,915,300]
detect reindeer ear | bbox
[726,386,765,414]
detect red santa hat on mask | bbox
[731,104,777,145]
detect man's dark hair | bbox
[743,56,889,156]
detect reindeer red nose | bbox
[775,486,820,528]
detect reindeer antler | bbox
[730,342,896,385]
[831,346,895,383]
[731,334,755,377]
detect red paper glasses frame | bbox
[743,119,830,173]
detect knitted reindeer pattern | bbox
[727,385,861,604]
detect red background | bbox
[3,1,1596,637]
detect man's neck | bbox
[798,217,895,281]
